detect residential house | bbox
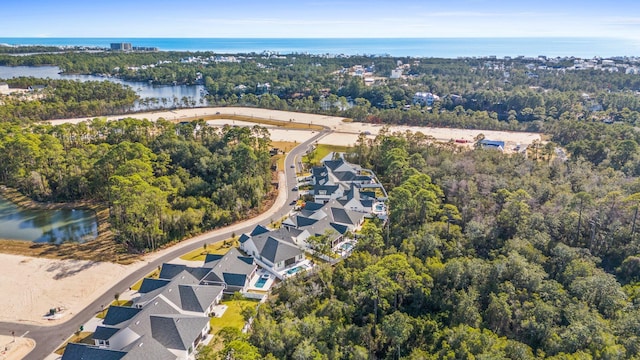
[133,270,224,316]
[239,227,306,272]
[412,92,440,107]
[282,199,366,248]
[70,296,210,360]
[62,335,175,360]
[200,248,257,294]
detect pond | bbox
[0,65,208,111]
[0,195,98,244]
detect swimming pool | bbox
[287,266,302,275]
[341,242,354,251]
[254,276,268,288]
[375,203,385,212]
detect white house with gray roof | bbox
[134,270,224,316]
[239,227,306,274]
[201,248,257,293]
[65,295,210,360]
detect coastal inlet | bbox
[0,65,208,111]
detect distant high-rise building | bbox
[110,43,132,51]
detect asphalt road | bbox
[0,128,328,360]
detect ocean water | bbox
[1,38,640,58]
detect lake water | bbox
[0,65,208,111]
[0,195,98,244]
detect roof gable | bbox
[103,306,142,326]
[150,314,210,351]
[93,326,120,341]
[121,335,176,360]
[177,284,224,312]
[203,248,256,288]
[139,278,170,294]
[158,263,187,280]
[252,234,304,264]
[303,202,324,211]
[250,224,270,236]
[61,343,126,360]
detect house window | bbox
[105,341,109,346]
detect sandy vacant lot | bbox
[0,254,129,325]
[48,107,541,149]
[0,335,34,360]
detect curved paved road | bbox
[0,126,328,360]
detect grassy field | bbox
[302,144,350,167]
[209,299,260,335]
[179,238,237,262]
[270,141,298,171]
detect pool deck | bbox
[279,259,313,279]
[333,240,357,257]
[247,268,276,291]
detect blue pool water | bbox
[287,266,302,275]
[341,242,354,251]
[254,277,268,288]
[375,204,385,211]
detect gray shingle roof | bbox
[202,248,256,288]
[119,297,182,339]
[137,270,202,310]
[239,233,250,244]
[120,334,177,360]
[313,184,339,195]
[333,171,357,182]
[93,326,120,340]
[330,207,354,225]
[250,232,304,264]
[102,306,142,326]
[303,202,324,211]
[61,343,126,360]
[177,284,224,312]
[158,263,187,280]
[250,224,270,236]
[149,314,210,351]
[323,159,347,171]
[139,278,170,294]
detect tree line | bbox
[0,118,272,251]
[0,78,137,123]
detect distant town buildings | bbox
[110,43,158,52]
[110,42,132,51]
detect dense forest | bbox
[2,52,640,132]
[0,77,138,123]
[0,119,272,250]
[200,131,640,359]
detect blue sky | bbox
[3,0,640,38]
